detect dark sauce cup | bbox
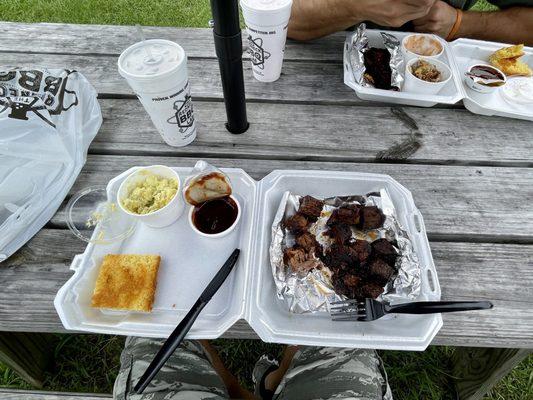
[188,195,241,238]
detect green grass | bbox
[0,0,213,27]
[0,0,497,27]
[1,334,531,399]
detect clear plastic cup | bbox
[240,0,293,82]
[118,39,197,147]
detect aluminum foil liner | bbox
[270,189,421,313]
[349,23,404,90]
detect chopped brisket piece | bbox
[371,238,398,267]
[368,258,395,284]
[284,247,306,269]
[361,282,385,299]
[323,244,360,270]
[299,196,324,219]
[292,259,321,274]
[360,206,385,230]
[326,223,352,245]
[283,247,321,274]
[363,48,394,91]
[284,213,309,233]
[350,239,372,263]
[343,274,361,287]
[296,232,322,255]
[327,205,361,226]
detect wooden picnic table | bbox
[0,22,531,399]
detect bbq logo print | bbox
[0,69,79,128]
[248,36,271,69]
[167,94,194,133]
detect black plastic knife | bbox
[134,248,241,394]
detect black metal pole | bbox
[210,0,249,134]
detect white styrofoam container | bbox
[55,168,442,351]
[343,30,464,107]
[55,167,257,338]
[450,38,533,122]
[343,30,533,121]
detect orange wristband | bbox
[446,8,463,41]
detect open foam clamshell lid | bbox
[0,68,102,261]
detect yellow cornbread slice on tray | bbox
[490,44,525,61]
[91,254,160,312]
[491,57,532,77]
[489,44,532,77]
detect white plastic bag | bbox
[0,68,102,261]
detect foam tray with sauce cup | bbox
[344,29,533,121]
[450,38,533,121]
[55,167,441,350]
[55,166,257,339]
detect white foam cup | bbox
[118,39,197,147]
[240,0,293,82]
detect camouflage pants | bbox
[114,337,393,400]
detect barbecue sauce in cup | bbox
[192,196,239,234]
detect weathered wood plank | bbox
[1,229,532,348]
[50,155,533,241]
[0,22,344,61]
[91,99,533,166]
[0,51,365,104]
[0,389,111,399]
[452,348,531,400]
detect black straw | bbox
[210,0,249,134]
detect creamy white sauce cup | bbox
[402,34,444,63]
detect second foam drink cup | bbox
[118,39,197,147]
[240,0,293,82]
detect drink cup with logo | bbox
[240,0,293,82]
[118,39,196,147]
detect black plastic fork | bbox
[330,298,493,321]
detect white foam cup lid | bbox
[118,39,186,81]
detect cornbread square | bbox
[490,44,525,61]
[91,254,160,312]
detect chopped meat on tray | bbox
[327,205,361,226]
[361,282,385,299]
[368,258,395,284]
[323,244,360,270]
[284,246,322,274]
[284,247,306,269]
[371,238,398,267]
[293,259,322,274]
[343,274,361,287]
[298,196,324,219]
[284,213,309,233]
[326,223,352,245]
[350,239,372,263]
[296,232,322,255]
[360,206,385,230]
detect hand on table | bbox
[412,0,459,38]
[361,0,437,28]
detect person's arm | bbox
[288,0,437,41]
[413,1,533,45]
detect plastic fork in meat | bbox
[330,298,493,322]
